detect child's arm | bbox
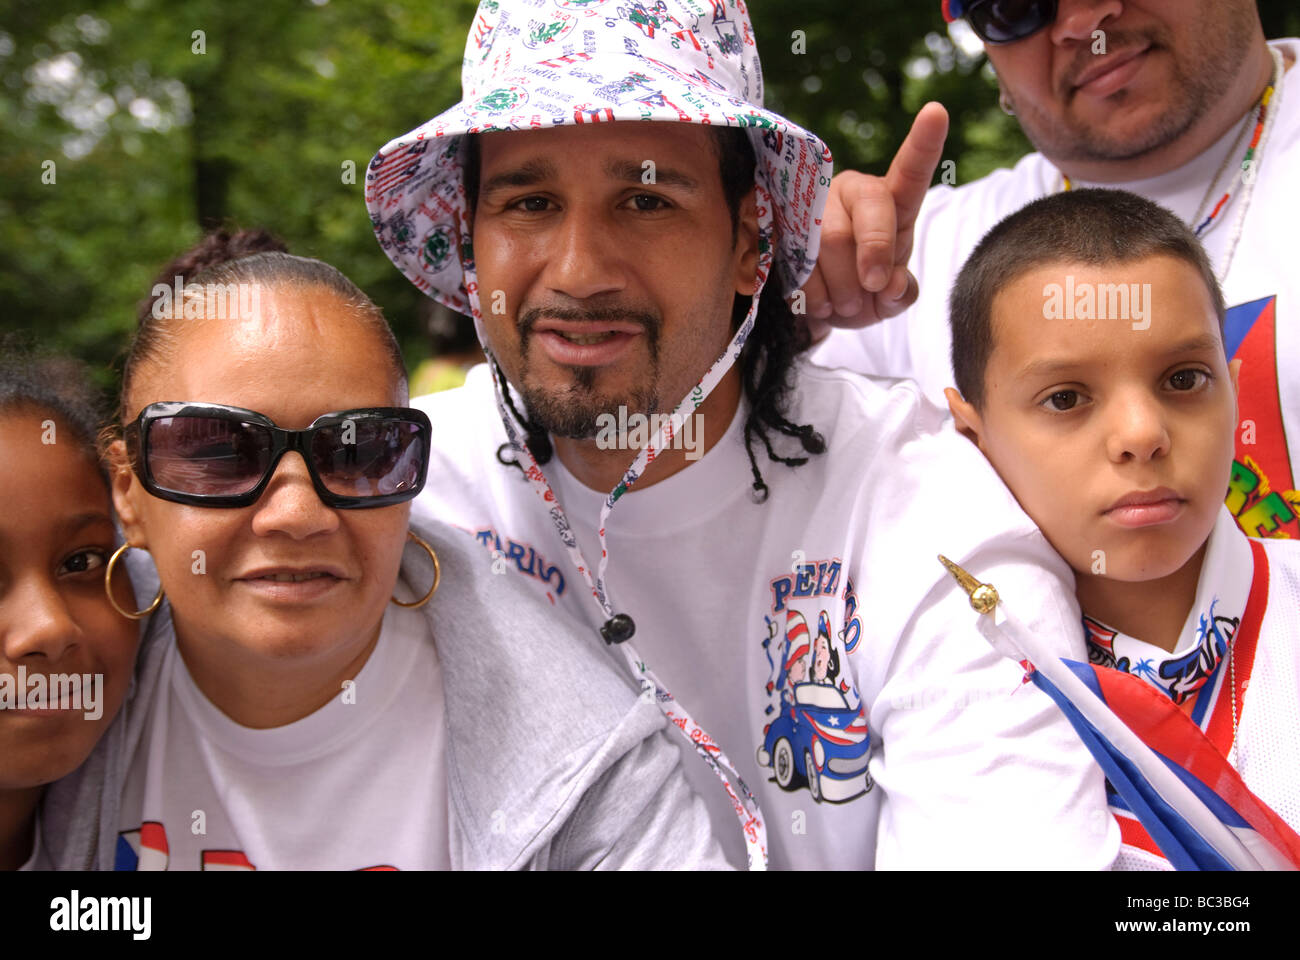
[869,534,1119,869]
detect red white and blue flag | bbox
[974,561,1300,871]
[114,821,169,872]
[1031,656,1300,870]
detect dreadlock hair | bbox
[466,126,825,498]
[736,276,826,502]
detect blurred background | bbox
[4,0,1299,395]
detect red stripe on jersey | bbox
[1204,540,1268,756]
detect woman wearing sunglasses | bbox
[1,346,140,870]
[41,230,725,870]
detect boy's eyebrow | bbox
[1014,356,1087,381]
[1158,333,1224,357]
[1015,332,1225,380]
[479,158,558,197]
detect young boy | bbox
[943,188,1300,869]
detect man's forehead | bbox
[478,154,705,193]
[477,122,719,174]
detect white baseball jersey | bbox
[412,360,1119,869]
[812,38,1300,543]
[1081,507,1300,869]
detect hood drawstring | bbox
[456,179,778,870]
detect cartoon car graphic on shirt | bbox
[756,681,873,803]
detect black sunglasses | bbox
[963,0,1058,45]
[125,402,431,509]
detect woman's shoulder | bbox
[407,517,637,723]
[404,517,690,866]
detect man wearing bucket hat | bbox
[367,0,1116,870]
[809,0,1300,542]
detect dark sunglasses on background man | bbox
[943,0,1058,45]
[125,402,431,509]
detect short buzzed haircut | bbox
[949,189,1226,409]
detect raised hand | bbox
[800,102,949,342]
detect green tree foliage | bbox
[3,0,1298,392]
[2,0,476,390]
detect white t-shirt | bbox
[115,602,450,871]
[812,38,1300,542]
[1081,507,1300,870]
[412,361,1117,869]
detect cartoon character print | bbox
[756,559,874,804]
[780,609,812,696]
[759,609,812,710]
[1085,615,1165,686]
[811,611,842,687]
[1160,600,1238,705]
[1084,600,1240,705]
[1084,616,1121,670]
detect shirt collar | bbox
[1084,507,1254,704]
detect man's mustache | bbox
[517,304,662,357]
[1060,28,1166,99]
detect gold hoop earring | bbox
[391,531,441,609]
[105,543,164,620]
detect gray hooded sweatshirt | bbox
[37,519,729,870]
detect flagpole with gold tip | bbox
[937,554,1000,615]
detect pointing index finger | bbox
[884,101,950,237]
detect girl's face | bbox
[111,286,410,682]
[0,411,138,789]
[813,637,829,677]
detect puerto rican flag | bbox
[202,850,256,871]
[114,821,169,871]
[1039,659,1300,870]
[806,708,870,746]
[976,587,1300,871]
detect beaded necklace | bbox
[1062,46,1284,282]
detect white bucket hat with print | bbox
[365,0,834,871]
[366,0,831,311]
